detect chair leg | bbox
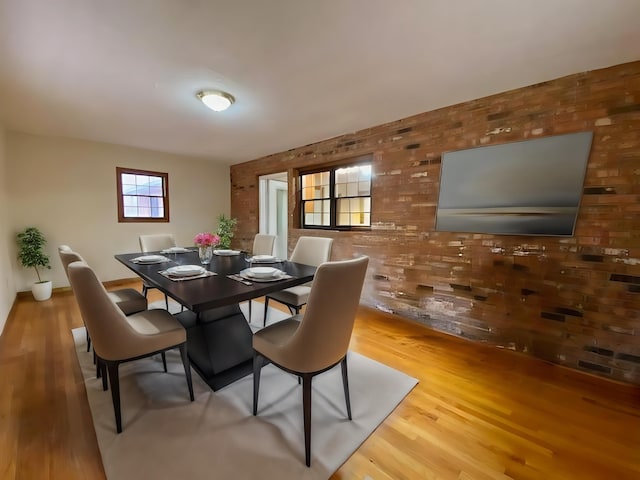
[86,330,91,352]
[248,300,252,323]
[106,361,123,433]
[263,297,270,327]
[100,359,108,391]
[252,353,265,415]
[164,294,169,310]
[142,285,148,297]
[161,352,167,372]
[341,356,352,420]
[179,344,194,401]
[302,373,313,467]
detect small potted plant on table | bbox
[16,227,52,301]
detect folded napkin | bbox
[158,270,217,281]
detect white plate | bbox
[161,247,191,253]
[214,249,241,256]
[239,268,285,282]
[133,255,166,263]
[251,255,277,262]
[166,265,206,277]
[246,266,278,278]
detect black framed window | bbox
[300,160,371,230]
[116,167,169,223]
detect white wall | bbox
[6,132,231,291]
[0,126,17,335]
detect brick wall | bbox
[230,61,640,385]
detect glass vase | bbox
[198,245,213,265]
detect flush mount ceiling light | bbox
[196,90,235,112]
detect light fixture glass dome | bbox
[197,90,235,112]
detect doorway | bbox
[259,172,288,260]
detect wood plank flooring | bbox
[1,280,639,479]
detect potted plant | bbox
[16,227,52,301]
[216,214,237,250]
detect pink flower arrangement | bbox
[193,232,220,247]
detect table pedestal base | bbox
[175,304,253,391]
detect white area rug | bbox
[73,303,417,479]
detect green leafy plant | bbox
[16,227,51,283]
[216,214,237,249]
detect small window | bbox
[300,159,372,230]
[116,167,169,223]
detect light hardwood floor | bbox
[1,281,639,479]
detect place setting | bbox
[130,254,172,264]
[238,266,292,282]
[159,264,217,281]
[245,254,281,264]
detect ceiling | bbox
[1,1,639,165]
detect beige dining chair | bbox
[252,234,276,257]
[252,255,369,467]
[139,234,176,309]
[67,260,194,433]
[58,245,148,352]
[262,236,333,326]
[247,234,276,321]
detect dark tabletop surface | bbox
[115,250,316,313]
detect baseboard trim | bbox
[15,277,142,298]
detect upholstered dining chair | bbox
[247,234,276,322]
[262,236,333,326]
[139,234,176,309]
[252,234,276,257]
[58,245,148,352]
[67,260,194,433]
[252,255,369,467]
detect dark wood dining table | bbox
[115,250,316,390]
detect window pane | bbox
[358,181,370,195]
[151,207,164,218]
[138,196,150,208]
[123,195,137,206]
[338,213,350,225]
[347,168,359,182]
[148,176,162,187]
[336,184,347,197]
[136,175,149,186]
[149,185,163,196]
[302,186,314,200]
[347,183,358,196]
[122,174,136,185]
[124,207,138,217]
[122,183,137,195]
[136,184,150,196]
[359,164,372,181]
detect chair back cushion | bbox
[58,247,84,279]
[252,234,276,256]
[290,236,333,267]
[283,256,368,372]
[67,261,147,361]
[139,234,176,253]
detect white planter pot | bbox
[32,280,52,301]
